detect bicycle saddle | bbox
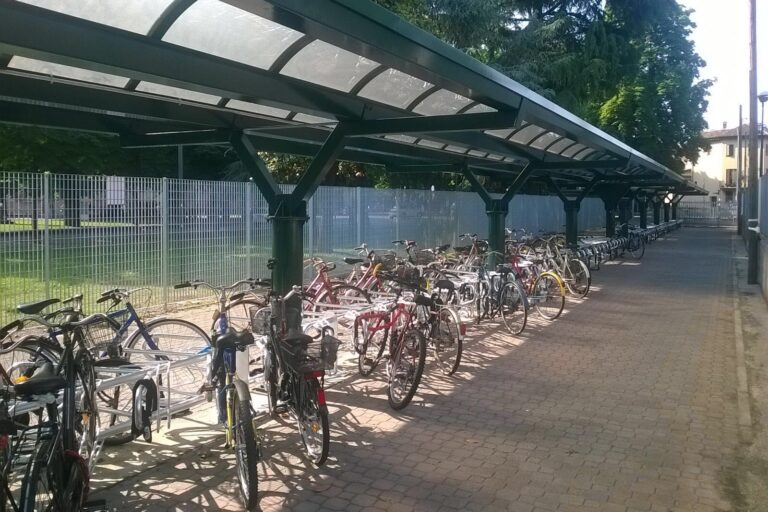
[432,279,455,291]
[344,257,364,265]
[215,330,255,351]
[17,298,60,316]
[283,333,314,347]
[14,363,66,396]
[497,265,514,274]
[436,244,451,253]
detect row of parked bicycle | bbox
[0,220,682,511]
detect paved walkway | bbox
[92,228,742,512]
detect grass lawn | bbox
[0,218,135,232]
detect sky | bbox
[680,0,768,130]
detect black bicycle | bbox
[2,310,118,512]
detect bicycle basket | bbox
[281,335,340,374]
[249,306,271,335]
[412,250,436,266]
[373,253,398,272]
[80,312,125,351]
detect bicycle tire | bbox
[298,377,329,467]
[93,358,141,446]
[565,259,591,298]
[356,317,388,377]
[314,285,371,312]
[500,281,528,335]
[263,346,278,414]
[532,272,565,320]
[233,393,259,510]
[625,236,645,259]
[218,298,267,333]
[124,318,211,408]
[431,308,462,376]
[20,435,56,512]
[387,329,427,410]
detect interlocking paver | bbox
[92,228,742,511]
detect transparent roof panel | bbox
[444,145,468,154]
[417,139,445,149]
[384,134,418,144]
[412,89,472,116]
[529,131,562,150]
[463,103,497,114]
[510,124,546,145]
[486,153,504,161]
[468,150,488,158]
[357,69,432,110]
[281,40,379,92]
[485,129,514,139]
[8,56,129,88]
[547,138,575,154]
[227,100,290,119]
[561,144,587,158]
[135,82,220,104]
[573,148,596,160]
[163,0,303,70]
[293,113,335,124]
[19,0,174,35]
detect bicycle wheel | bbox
[297,377,329,467]
[233,393,259,510]
[475,280,490,323]
[431,308,462,376]
[626,236,645,259]
[500,281,527,335]
[356,317,388,377]
[314,285,371,312]
[387,329,427,410]
[19,435,57,512]
[564,259,591,298]
[263,345,278,414]
[221,298,267,332]
[532,272,565,320]
[125,319,211,406]
[93,358,141,446]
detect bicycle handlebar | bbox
[0,320,21,340]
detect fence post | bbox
[308,195,315,259]
[42,172,51,298]
[161,178,169,310]
[356,186,362,244]
[246,180,253,278]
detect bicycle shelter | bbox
[0,0,708,295]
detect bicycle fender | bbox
[232,378,252,403]
[539,271,566,294]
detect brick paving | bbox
[92,228,741,511]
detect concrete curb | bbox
[731,235,753,442]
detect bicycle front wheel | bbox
[387,329,427,410]
[565,259,591,298]
[356,317,388,377]
[431,308,462,376]
[297,377,329,467]
[532,272,565,320]
[500,281,527,335]
[233,393,260,510]
[20,436,57,512]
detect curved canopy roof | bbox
[0,0,702,194]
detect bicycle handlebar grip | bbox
[174,281,191,289]
[392,240,404,245]
[100,288,119,297]
[96,295,112,304]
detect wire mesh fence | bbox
[677,196,737,226]
[0,172,605,323]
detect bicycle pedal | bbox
[273,404,289,415]
[82,499,108,512]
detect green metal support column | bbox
[604,201,617,237]
[671,194,682,221]
[652,200,661,225]
[663,203,670,223]
[486,199,508,269]
[564,201,580,249]
[270,196,307,296]
[638,197,648,229]
[618,198,631,236]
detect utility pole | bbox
[747,0,759,284]
[737,105,743,235]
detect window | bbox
[726,144,735,157]
[725,169,737,187]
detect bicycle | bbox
[353,275,428,410]
[256,285,337,466]
[2,312,118,512]
[508,251,566,320]
[410,280,465,375]
[474,260,528,335]
[543,241,591,299]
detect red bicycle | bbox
[353,279,427,410]
[304,257,371,311]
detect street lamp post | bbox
[759,91,768,177]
